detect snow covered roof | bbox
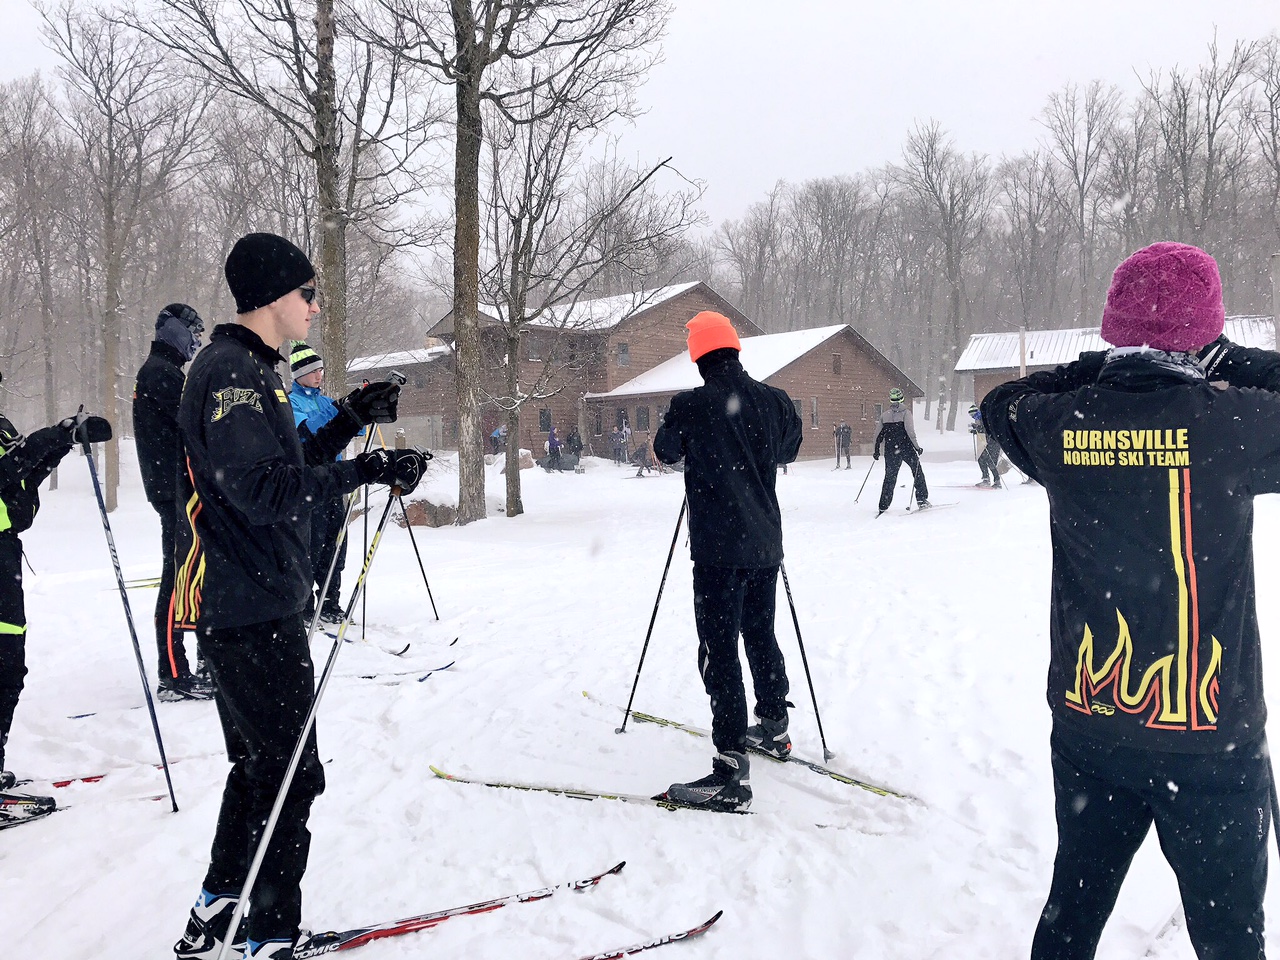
[954,316,1276,373]
[347,345,451,374]
[586,325,849,400]
[477,282,701,332]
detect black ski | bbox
[288,861,625,957]
[352,661,455,684]
[430,765,751,815]
[576,910,724,960]
[582,692,919,802]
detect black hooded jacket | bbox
[654,350,803,568]
[982,349,1280,754]
[133,339,187,505]
[177,324,365,630]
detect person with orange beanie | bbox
[653,311,803,811]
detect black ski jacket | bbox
[177,324,365,630]
[133,339,187,505]
[982,350,1280,754]
[653,351,803,568]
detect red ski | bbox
[576,911,724,960]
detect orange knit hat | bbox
[685,311,741,362]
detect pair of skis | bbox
[284,861,720,958]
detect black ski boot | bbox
[159,674,214,702]
[173,889,246,959]
[0,790,56,829]
[0,770,15,790]
[664,752,751,811]
[745,714,791,760]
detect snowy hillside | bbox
[6,426,1279,959]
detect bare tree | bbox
[1041,80,1121,323]
[895,121,991,431]
[42,3,209,510]
[362,0,669,524]
[123,0,441,381]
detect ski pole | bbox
[779,562,834,762]
[80,424,179,812]
[219,485,402,960]
[396,495,439,620]
[853,459,876,503]
[616,498,686,735]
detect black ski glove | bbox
[338,381,400,426]
[355,447,432,494]
[58,413,112,445]
[915,445,924,455]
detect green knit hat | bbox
[290,342,323,380]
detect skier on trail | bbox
[288,343,352,626]
[982,242,1280,960]
[834,419,852,469]
[967,403,1002,488]
[873,387,930,515]
[171,232,429,960]
[132,302,214,702]
[0,395,108,827]
[653,311,803,811]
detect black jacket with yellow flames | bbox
[983,350,1280,754]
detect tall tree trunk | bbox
[314,0,348,382]
[102,209,122,512]
[33,226,58,490]
[504,335,523,517]
[452,57,486,524]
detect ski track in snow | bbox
[7,432,1276,958]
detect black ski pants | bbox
[1031,726,1269,960]
[0,637,25,773]
[199,614,325,944]
[837,444,851,468]
[692,563,790,755]
[977,444,1001,483]
[0,534,27,772]
[309,495,348,616]
[154,501,194,681]
[878,443,928,511]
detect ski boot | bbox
[246,937,299,959]
[159,674,215,703]
[663,752,751,811]
[974,478,991,487]
[0,790,56,829]
[318,605,345,628]
[916,500,933,510]
[174,890,247,959]
[0,770,16,790]
[745,714,792,760]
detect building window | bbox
[874,403,883,421]
[636,406,650,431]
[539,408,552,432]
[832,353,842,376]
[594,408,603,436]
[616,342,630,366]
[617,408,628,429]
[860,400,867,419]
[527,333,544,361]
[792,397,802,420]
[656,405,667,426]
[811,398,819,428]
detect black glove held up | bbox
[355,447,432,495]
[339,381,400,426]
[58,413,112,445]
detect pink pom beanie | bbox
[1100,241,1225,352]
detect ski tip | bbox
[392,644,411,656]
[703,910,725,927]
[449,637,460,646]
[428,765,453,780]
[607,860,626,876]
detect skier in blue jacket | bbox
[288,343,350,624]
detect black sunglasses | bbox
[299,285,318,304]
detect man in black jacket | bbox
[873,387,929,514]
[653,311,803,811]
[982,241,1280,960]
[171,233,428,960]
[132,302,211,701]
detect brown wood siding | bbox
[972,366,1057,407]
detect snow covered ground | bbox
[6,421,1280,959]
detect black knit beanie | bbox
[224,232,316,314]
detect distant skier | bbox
[0,397,107,827]
[133,302,213,701]
[546,424,563,472]
[967,403,1002,488]
[983,242,1279,960]
[834,419,852,469]
[873,388,929,515]
[654,311,803,811]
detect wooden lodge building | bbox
[348,281,921,459]
[955,316,1276,405]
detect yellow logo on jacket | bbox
[210,387,263,422]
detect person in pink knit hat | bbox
[982,241,1280,959]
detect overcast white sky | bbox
[4,0,1277,227]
